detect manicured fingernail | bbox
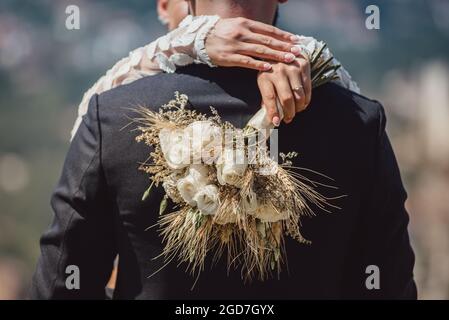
[263,63,272,70]
[284,53,295,62]
[291,46,301,55]
[290,35,300,42]
[272,116,280,127]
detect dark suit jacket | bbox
[30,66,417,299]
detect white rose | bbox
[159,128,185,156]
[194,184,220,216]
[187,121,222,164]
[253,205,289,223]
[165,144,191,170]
[159,128,191,169]
[216,149,247,188]
[176,165,209,206]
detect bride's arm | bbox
[72,16,360,138]
[71,16,300,139]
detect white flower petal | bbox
[159,128,191,169]
[194,184,219,215]
[216,149,247,188]
[176,166,209,206]
[187,121,222,164]
[177,176,198,206]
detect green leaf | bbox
[142,181,155,201]
[194,211,205,230]
[159,196,168,215]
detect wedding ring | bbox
[293,85,303,91]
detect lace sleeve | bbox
[70,15,220,140]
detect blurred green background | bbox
[0,0,448,299]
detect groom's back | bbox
[33,65,415,300]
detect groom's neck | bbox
[192,0,278,25]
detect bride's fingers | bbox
[257,78,280,126]
[240,32,300,56]
[226,54,273,71]
[245,18,298,42]
[274,79,296,123]
[238,43,296,64]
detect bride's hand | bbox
[206,17,302,71]
[257,57,311,126]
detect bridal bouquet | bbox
[134,40,339,282]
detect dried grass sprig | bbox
[133,92,339,284]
